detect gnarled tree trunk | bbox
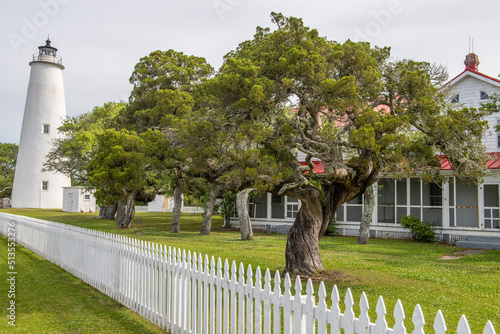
[171,171,184,233]
[283,170,379,275]
[358,185,375,244]
[116,192,136,228]
[200,184,220,235]
[284,187,323,275]
[116,201,126,226]
[98,203,118,219]
[237,188,254,240]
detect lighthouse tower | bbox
[11,39,71,209]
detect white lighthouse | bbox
[11,39,71,209]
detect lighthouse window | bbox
[42,181,49,191]
[43,124,50,134]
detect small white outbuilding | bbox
[62,187,96,213]
[148,194,178,212]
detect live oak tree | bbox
[203,13,492,274]
[87,129,154,228]
[123,49,214,233]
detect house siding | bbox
[447,74,500,153]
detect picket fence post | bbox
[272,270,281,333]
[229,261,237,334]
[262,268,272,334]
[223,259,230,334]
[216,258,223,334]
[254,266,263,334]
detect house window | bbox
[42,181,49,191]
[451,94,459,104]
[84,194,90,201]
[249,193,267,219]
[43,124,50,134]
[429,183,442,207]
[271,194,285,219]
[480,91,489,100]
[286,197,300,219]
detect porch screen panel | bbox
[423,182,442,226]
[484,185,499,229]
[250,193,268,219]
[271,194,285,219]
[396,179,407,205]
[346,195,362,221]
[410,207,421,219]
[335,205,345,222]
[396,208,407,224]
[449,179,455,226]
[423,183,442,206]
[410,178,421,205]
[423,208,442,226]
[455,180,478,228]
[378,178,395,223]
[396,179,407,224]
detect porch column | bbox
[478,183,484,230]
[442,179,450,228]
[372,182,378,225]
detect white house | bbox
[62,187,96,213]
[232,53,500,245]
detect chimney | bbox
[464,53,480,71]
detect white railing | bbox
[0,212,496,334]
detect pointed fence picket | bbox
[0,213,497,334]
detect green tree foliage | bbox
[87,129,156,228]
[118,49,215,232]
[0,142,18,198]
[66,13,492,273]
[44,101,125,186]
[190,12,493,274]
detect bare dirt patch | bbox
[439,249,484,260]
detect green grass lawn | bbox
[1,208,500,332]
[0,235,163,333]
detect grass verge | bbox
[0,233,163,333]
[2,208,500,332]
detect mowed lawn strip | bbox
[2,209,500,332]
[0,234,163,334]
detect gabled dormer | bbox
[444,53,500,153]
[444,53,500,108]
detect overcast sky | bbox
[2,0,500,144]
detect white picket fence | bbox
[0,212,497,334]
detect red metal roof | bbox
[299,160,324,174]
[300,153,500,175]
[440,153,500,170]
